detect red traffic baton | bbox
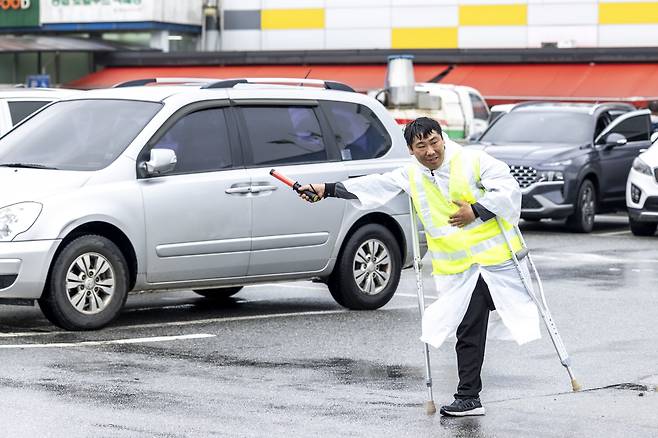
[269,169,320,202]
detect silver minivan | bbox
[0,78,418,330]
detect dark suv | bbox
[469,102,652,232]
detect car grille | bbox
[510,165,539,189]
[645,196,658,212]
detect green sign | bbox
[0,0,39,28]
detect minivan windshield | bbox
[0,99,162,171]
[480,111,592,145]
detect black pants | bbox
[454,275,496,400]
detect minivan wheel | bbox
[566,179,596,233]
[329,224,401,310]
[38,235,129,331]
[194,286,243,299]
[629,218,658,236]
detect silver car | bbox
[0,78,418,330]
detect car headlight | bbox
[537,170,564,182]
[541,159,572,167]
[0,202,43,241]
[632,157,653,176]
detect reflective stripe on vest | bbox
[409,151,523,275]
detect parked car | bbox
[0,87,79,136]
[468,102,652,232]
[626,141,658,236]
[370,83,490,141]
[487,103,514,125]
[0,77,419,330]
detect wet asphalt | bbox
[0,214,657,437]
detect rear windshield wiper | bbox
[0,163,58,170]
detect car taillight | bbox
[395,118,414,126]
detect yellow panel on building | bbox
[459,4,527,26]
[392,27,458,49]
[599,2,658,24]
[261,9,325,30]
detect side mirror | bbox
[141,148,177,176]
[651,131,658,143]
[603,132,628,148]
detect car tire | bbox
[38,235,129,331]
[194,286,243,299]
[566,179,597,233]
[328,224,401,310]
[629,218,658,236]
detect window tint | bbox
[594,112,612,139]
[153,108,232,174]
[609,114,650,142]
[323,101,391,160]
[8,100,50,125]
[0,99,161,171]
[469,93,489,121]
[480,111,592,144]
[241,106,327,165]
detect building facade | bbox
[221,0,658,51]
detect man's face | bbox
[408,130,445,170]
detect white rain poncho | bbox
[341,139,541,348]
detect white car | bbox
[626,142,658,236]
[0,88,80,136]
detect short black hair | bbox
[403,117,443,147]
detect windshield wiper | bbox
[0,163,58,170]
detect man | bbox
[298,117,540,417]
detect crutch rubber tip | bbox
[571,379,582,392]
[425,401,437,415]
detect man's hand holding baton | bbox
[269,169,324,202]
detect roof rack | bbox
[201,78,355,92]
[113,77,221,88]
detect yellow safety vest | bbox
[409,150,523,275]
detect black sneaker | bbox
[440,398,485,417]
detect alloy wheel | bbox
[65,252,116,314]
[352,239,392,295]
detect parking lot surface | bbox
[1,215,657,437]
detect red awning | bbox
[68,64,447,92]
[68,63,658,106]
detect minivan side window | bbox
[469,93,489,121]
[152,108,233,174]
[8,100,50,125]
[322,101,391,160]
[609,114,650,142]
[240,106,327,165]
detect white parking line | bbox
[0,305,417,338]
[249,283,327,291]
[0,333,215,349]
[531,252,658,264]
[396,293,438,300]
[593,230,632,237]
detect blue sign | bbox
[26,75,51,88]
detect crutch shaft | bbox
[409,198,436,414]
[495,218,580,391]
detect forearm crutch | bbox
[409,198,437,414]
[495,218,581,392]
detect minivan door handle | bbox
[225,182,252,195]
[250,184,278,193]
